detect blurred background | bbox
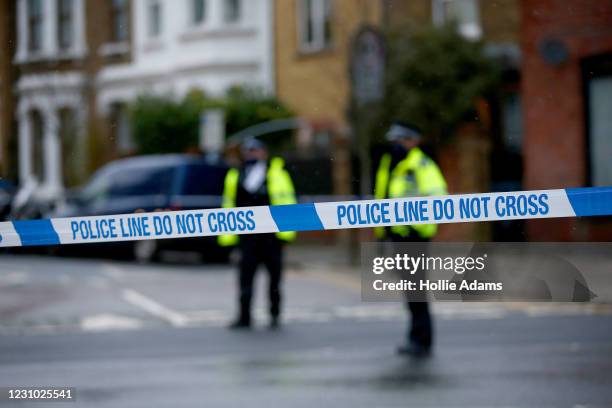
[1,0,611,243]
[0,1,611,407]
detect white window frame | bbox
[15,0,86,63]
[298,0,333,53]
[432,0,482,40]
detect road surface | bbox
[1,254,612,407]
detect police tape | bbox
[0,187,610,248]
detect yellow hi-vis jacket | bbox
[374,147,447,239]
[218,157,297,246]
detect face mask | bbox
[243,158,259,166]
[390,143,408,158]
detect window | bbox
[224,0,241,23]
[59,108,78,187]
[110,103,133,153]
[148,0,162,38]
[27,0,43,52]
[83,165,174,202]
[111,0,129,42]
[298,0,333,52]
[192,0,206,25]
[588,76,612,186]
[81,167,112,203]
[57,0,74,50]
[432,0,481,39]
[108,166,175,197]
[30,110,44,182]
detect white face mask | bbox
[243,160,267,193]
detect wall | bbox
[521,0,612,240]
[97,0,274,110]
[0,0,16,179]
[9,0,276,186]
[274,0,382,128]
[92,0,275,169]
[481,0,519,44]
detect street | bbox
[1,253,612,407]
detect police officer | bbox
[374,122,447,356]
[219,138,296,329]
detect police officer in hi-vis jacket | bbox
[374,122,448,357]
[219,138,296,330]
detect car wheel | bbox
[133,240,159,263]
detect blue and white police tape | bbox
[0,186,610,248]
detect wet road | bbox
[1,255,612,407]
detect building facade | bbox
[521,0,612,240]
[7,0,274,202]
[0,0,16,179]
[274,0,382,131]
[273,0,522,241]
[274,0,521,128]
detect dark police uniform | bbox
[374,145,447,352]
[219,157,296,328]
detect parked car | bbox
[53,154,230,262]
[0,179,15,220]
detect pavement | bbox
[1,250,612,407]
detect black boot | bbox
[269,315,280,330]
[228,316,251,330]
[397,342,431,358]
[229,299,252,329]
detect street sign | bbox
[350,27,385,107]
[200,109,225,153]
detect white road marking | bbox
[81,314,143,332]
[271,309,333,323]
[3,300,612,335]
[0,271,29,286]
[334,305,404,319]
[121,288,189,327]
[184,309,229,325]
[433,304,509,319]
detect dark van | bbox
[54,154,229,262]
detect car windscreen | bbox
[81,164,176,202]
[107,166,175,197]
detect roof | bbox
[103,154,224,171]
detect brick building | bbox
[274,0,521,131]
[274,0,522,240]
[0,0,16,179]
[522,0,612,240]
[274,0,382,130]
[10,0,132,203]
[387,0,523,241]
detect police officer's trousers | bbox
[237,234,283,322]
[390,234,433,349]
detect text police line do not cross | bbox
[69,209,258,241]
[335,193,550,227]
[0,187,610,247]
